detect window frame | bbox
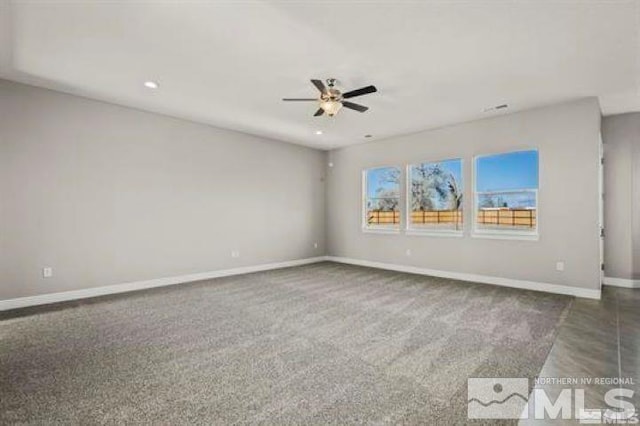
[472,149,540,241]
[405,158,465,238]
[361,166,402,234]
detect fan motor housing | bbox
[322,88,342,102]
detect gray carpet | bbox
[0,262,571,424]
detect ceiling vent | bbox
[483,104,508,112]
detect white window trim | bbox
[363,227,401,235]
[406,229,464,238]
[472,149,539,241]
[405,160,465,237]
[361,167,401,233]
[471,230,539,241]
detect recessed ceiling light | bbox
[144,81,159,89]
[315,130,323,135]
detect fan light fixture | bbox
[320,99,342,116]
[282,78,376,118]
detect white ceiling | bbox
[1,1,639,149]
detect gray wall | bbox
[0,80,608,299]
[0,80,326,300]
[602,113,640,280]
[326,98,602,291]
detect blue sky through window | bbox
[366,167,400,198]
[410,159,463,212]
[411,159,462,185]
[476,150,538,192]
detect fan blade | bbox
[342,101,369,112]
[342,85,377,99]
[313,108,325,117]
[282,98,317,101]
[311,79,327,94]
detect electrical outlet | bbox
[556,261,565,272]
[405,249,412,257]
[42,267,53,278]
[231,250,240,258]
[314,242,318,249]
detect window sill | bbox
[362,227,401,235]
[471,232,539,241]
[406,229,464,238]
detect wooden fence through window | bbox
[366,208,536,228]
[476,209,536,228]
[367,211,400,225]
[410,210,462,225]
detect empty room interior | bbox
[1,1,640,424]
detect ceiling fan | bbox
[282,78,377,117]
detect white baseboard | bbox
[0,256,329,312]
[603,276,640,288]
[326,256,601,299]
[2,255,604,312]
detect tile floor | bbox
[521,286,639,425]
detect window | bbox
[407,159,463,234]
[363,166,401,231]
[474,150,539,237]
